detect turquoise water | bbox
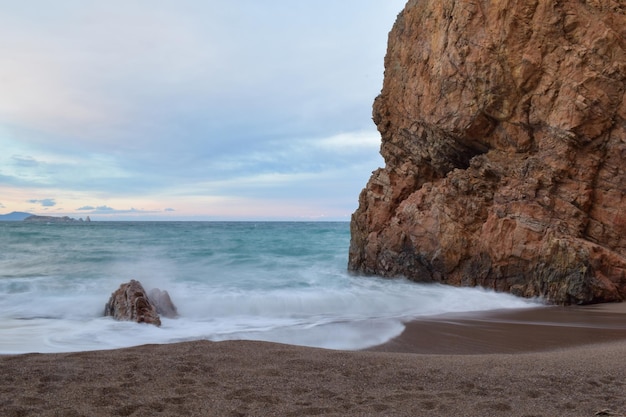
[0,221,539,353]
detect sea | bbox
[0,221,541,354]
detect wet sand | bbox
[370,302,626,354]
[1,303,625,417]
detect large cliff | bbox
[349,0,626,304]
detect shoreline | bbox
[368,302,626,354]
[2,303,625,416]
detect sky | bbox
[0,1,406,220]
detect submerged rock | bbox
[148,288,179,318]
[349,0,626,304]
[104,280,162,326]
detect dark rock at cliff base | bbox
[104,280,162,326]
[349,0,626,304]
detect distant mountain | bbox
[0,211,33,221]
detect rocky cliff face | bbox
[349,0,626,304]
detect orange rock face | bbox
[349,0,626,304]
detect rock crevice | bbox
[349,0,626,304]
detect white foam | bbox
[0,274,542,354]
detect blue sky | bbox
[0,1,405,220]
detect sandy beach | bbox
[2,303,625,417]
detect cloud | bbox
[0,141,143,194]
[313,131,381,153]
[74,204,159,216]
[11,155,39,167]
[76,205,115,212]
[28,198,56,207]
[0,2,401,145]
[0,202,5,208]
[164,208,175,212]
[0,1,405,219]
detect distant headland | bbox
[0,212,91,222]
[24,215,91,223]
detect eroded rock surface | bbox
[104,280,162,326]
[349,0,626,304]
